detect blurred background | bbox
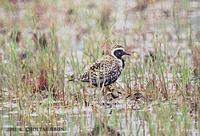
[0,0,200,135]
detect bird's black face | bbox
[113,49,130,59]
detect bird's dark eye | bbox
[117,51,120,55]
[114,50,123,59]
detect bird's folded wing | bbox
[81,56,114,82]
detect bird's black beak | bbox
[123,51,131,56]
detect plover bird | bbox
[81,45,130,87]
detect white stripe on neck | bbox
[111,47,124,67]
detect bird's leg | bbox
[100,84,110,107]
[101,85,111,96]
[100,81,105,94]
